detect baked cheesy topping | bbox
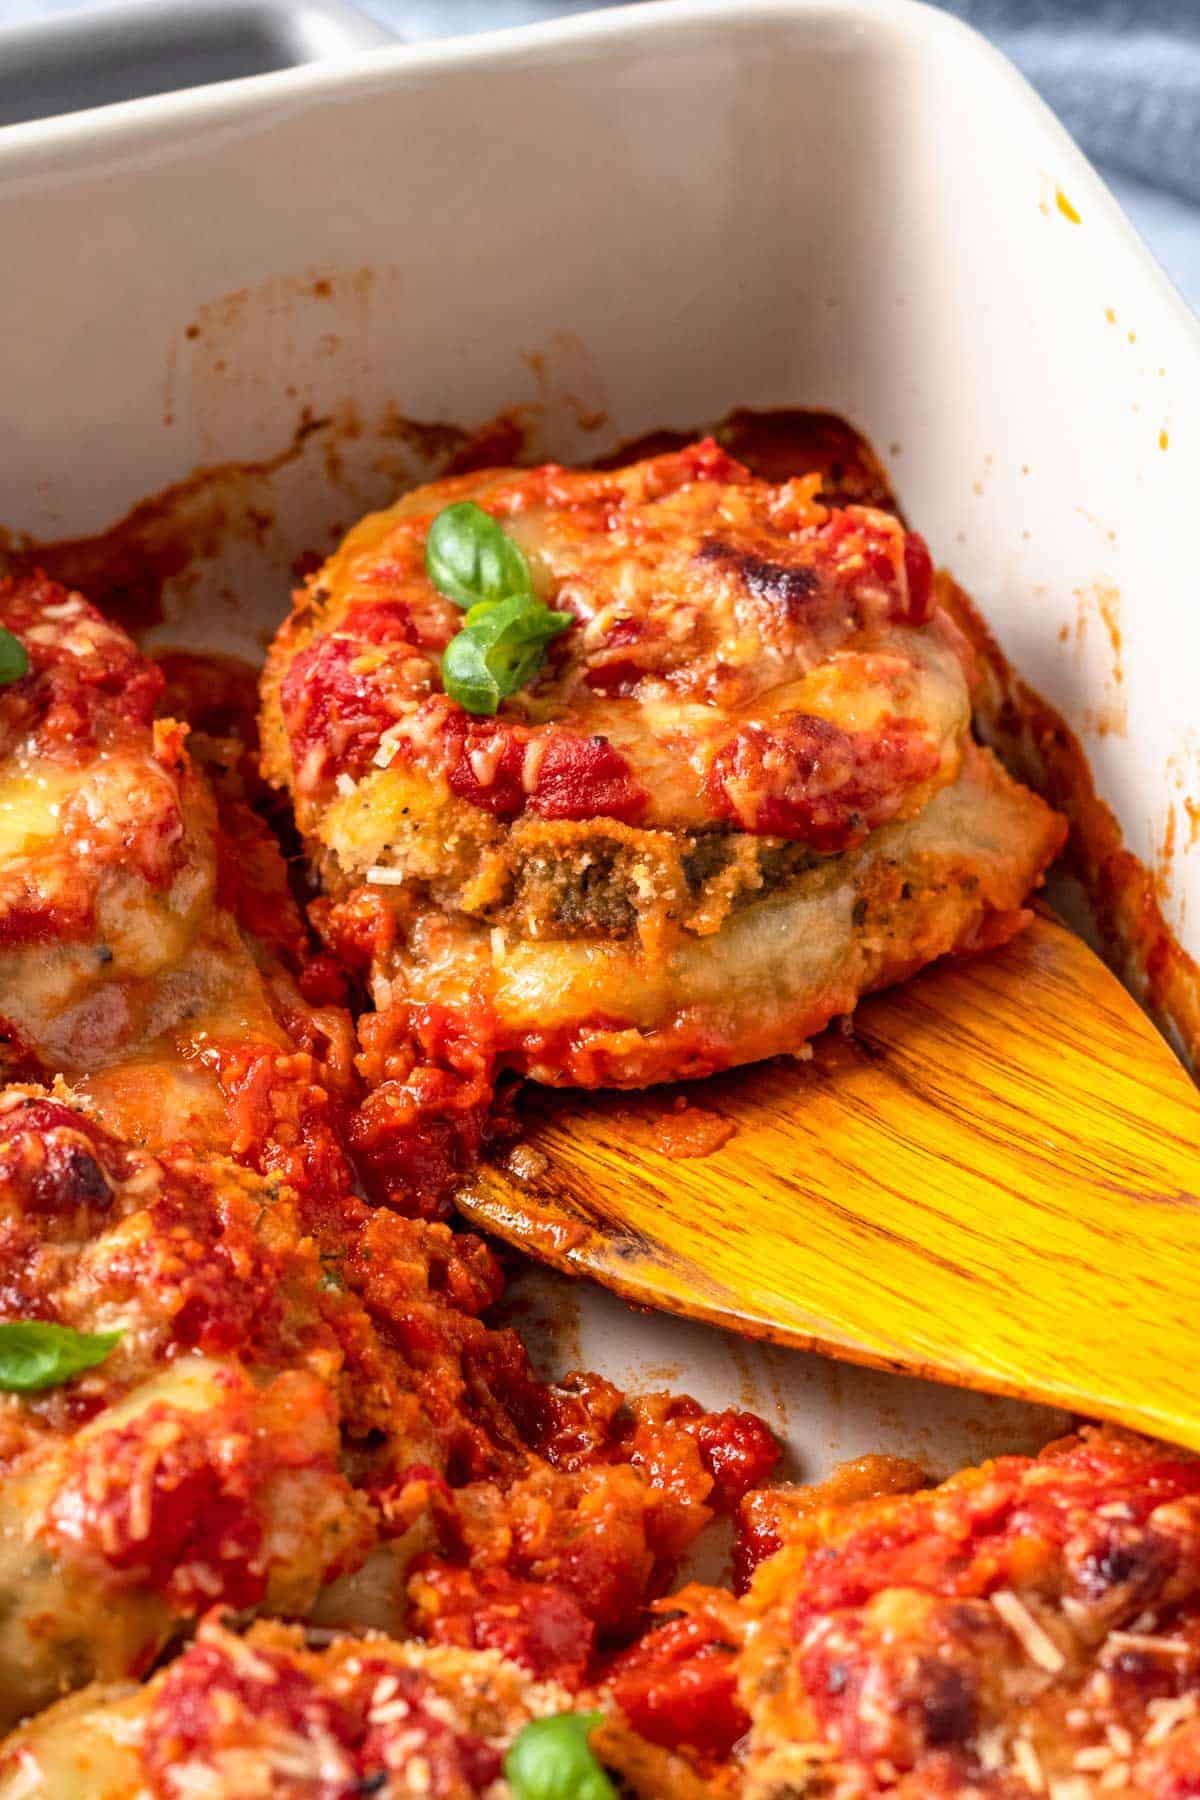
[263,444,966,849]
[0,578,777,1769]
[729,1427,1200,1798]
[259,439,1063,1204]
[0,418,1168,1798]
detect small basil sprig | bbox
[504,1713,616,1800]
[0,1321,121,1392]
[0,628,29,686]
[425,502,571,716]
[426,502,534,610]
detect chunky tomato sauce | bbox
[140,1623,506,1798]
[0,575,783,1734]
[608,1610,748,1762]
[0,411,1194,1797]
[0,1074,775,1739]
[266,441,943,854]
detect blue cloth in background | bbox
[942,0,1200,304]
[946,0,1200,203]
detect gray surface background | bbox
[1,0,1198,308]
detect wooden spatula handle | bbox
[460,914,1200,1448]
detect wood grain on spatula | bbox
[458,913,1200,1450]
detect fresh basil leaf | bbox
[485,613,570,696]
[442,596,572,716]
[466,595,571,653]
[0,627,30,686]
[0,1321,121,1392]
[425,501,533,610]
[442,628,502,716]
[504,1713,615,1800]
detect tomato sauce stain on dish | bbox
[944,575,1200,1066]
[0,411,333,634]
[0,405,542,643]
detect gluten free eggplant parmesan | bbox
[0,577,777,1763]
[0,1615,706,1799]
[260,442,1064,1096]
[0,574,357,1180]
[8,1428,1200,1797]
[729,1426,1200,1797]
[0,414,1170,1800]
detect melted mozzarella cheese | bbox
[0,1358,235,1731]
[366,743,1061,1088]
[0,1685,144,1799]
[0,767,76,861]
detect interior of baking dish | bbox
[1,0,1197,1477]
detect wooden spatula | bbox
[458,911,1200,1449]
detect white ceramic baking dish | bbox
[2,0,1196,1488]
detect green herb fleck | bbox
[0,628,29,687]
[0,1321,121,1392]
[504,1713,616,1800]
[424,502,571,716]
[425,501,534,610]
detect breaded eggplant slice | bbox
[261,444,1063,1086]
[0,1086,776,1730]
[0,574,356,1168]
[327,739,1063,1087]
[0,1092,379,1729]
[0,1615,705,1799]
[730,1426,1200,1799]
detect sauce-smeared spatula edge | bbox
[459,912,1200,1449]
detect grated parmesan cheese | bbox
[1106,1629,1190,1658]
[991,1590,1067,1673]
[1,1751,45,1800]
[520,738,548,794]
[1146,1691,1200,1744]
[368,1698,412,1726]
[468,740,505,788]
[371,1675,401,1709]
[1012,1735,1045,1793]
[1074,1744,1117,1771]
[1106,1722,1133,1758]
